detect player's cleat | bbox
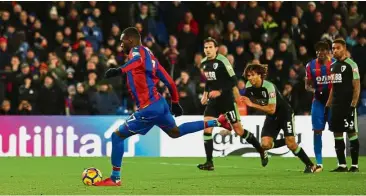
[260,150,269,167]
[94,177,121,186]
[330,166,348,172]
[314,165,323,173]
[197,161,214,171]
[217,114,232,131]
[303,165,316,173]
[348,166,359,172]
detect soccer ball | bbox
[82,167,102,185]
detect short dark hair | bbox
[333,38,346,47]
[315,41,330,51]
[203,37,218,47]
[243,64,268,79]
[122,27,141,40]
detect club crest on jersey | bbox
[262,91,266,98]
[213,63,218,69]
[341,65,346,72]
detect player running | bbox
[241,64,316,173]
[326,38,360,172]
[95,28,232,186]
[305,41,335,172]
[198,37,267,171]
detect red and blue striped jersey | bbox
[306,58,336,102]
[119,46,179,109]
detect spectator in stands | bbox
[205,12,224,37]
[82,17,103,51]
[334,19,348,39]
[269,58,288,92]
[236,12,250,32]
[345,4,364,29]
[178,24,197,61]
[178,86,197,115]
[72,82,92,115]
[90,81,120,115]
[218,44,228,56]
[188,53,204,84]
[0,99,12,115]
[37,75,65,115]
[17,99,33,115]
[0,37,10,70]
[176,71,196,99]
[233,44,251,77]
[178,11,199,36]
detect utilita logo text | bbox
[0,124,139,157]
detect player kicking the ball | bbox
[198,37,268,171]
[95,28,232,186]
[241,64,316,173]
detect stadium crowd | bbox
[0,1,365,116]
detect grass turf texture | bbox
[1,157,366,195]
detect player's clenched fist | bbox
[105,68,121,78]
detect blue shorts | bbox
[118,98,176,136]
[311,99,329,131]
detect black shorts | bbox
[261,108,295,138]
[204,97,240,124]
[329,106,358,133]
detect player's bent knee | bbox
[166,127,180,138]
[285,138,298,151]
[261,142,272,150]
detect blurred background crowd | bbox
[0,1,365,116]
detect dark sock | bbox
[292,146,314,167]
[334,137,346,166]
[349,136,359,166]
[273,138,286,148]
[242,130,263,153]
[204,133,213,163]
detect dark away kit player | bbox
[242,64,316,173]
[326,38,360,172]
[198,37,268,171]
[305,41,335,172]
[95,28,232,186]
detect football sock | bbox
[314,133,323,165]
[178,121,206,137]
[273,138,286,148]
[110,132,124,181]
[204,119,219,128]
[349,135,359,166]
[242,130,262,152]
[204,133,213,162]
[292,146,314,167]
[334,137,346,166]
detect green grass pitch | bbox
[1,157,366,195]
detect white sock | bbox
[351,165,359,168]
[339,164,347,168]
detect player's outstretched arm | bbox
[156,63,183,116]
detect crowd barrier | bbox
[1,116,365,157]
